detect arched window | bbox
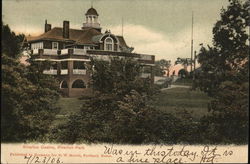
[104,37,113,51]
[72,79,86,88]
[60,81,68,88]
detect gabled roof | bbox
[27,27,130,48]
[27,27,102,44]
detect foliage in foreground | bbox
[49,58,202,144]
[195,0,249,144]
[50,90,201,144]
[1,24,60,142]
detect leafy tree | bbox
[50,57,188,144]
[1,23,25,58]
[90,57,156,97]
[155,59,171,76]
[151,59,171,76]
[175,57,192,72]
[195,0,249,143]
[1,23,60,142]
[2,54,34,141]
[50,89,185,144]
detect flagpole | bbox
[191,11,194,73]
[122,17,124,36]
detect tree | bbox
[1,23,60,142]
[195,0,249,143]
[50,57,188,144]
[175,57,192,72]
[90,57,156,97]
[1,23,25,59]
[152,59,171,76]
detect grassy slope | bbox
[53,87,211,125]
[148,87,211,120]
[172,78,193,86]
[53,97,84,126]
[56,97,83,115]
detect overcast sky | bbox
[3,0,229,64]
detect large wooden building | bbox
[27,7,155,97]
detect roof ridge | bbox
[52,27,91,32]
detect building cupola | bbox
[86,7,99,16]
[82,6,101,32]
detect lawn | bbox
[56,97,83,115]
[53,97,84,126]
[52,87,211,126]
[148,87,211,120]
[172,78,193,86]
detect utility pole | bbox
[194,51,196,72]
[122,17,124,36]
[190,11,194,73]
[193,51,196,80]
[192,50,197,90]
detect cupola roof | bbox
[86,7,99,16]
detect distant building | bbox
[26,7,155,97]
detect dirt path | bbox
[160,84,191,91]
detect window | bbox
[52,42,58,49]
[31,42,43,49]
[50,62,57,70]
[61,61,68,69]
[73,61,85,69]
[104,37,113,51]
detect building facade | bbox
[27,7,155,97]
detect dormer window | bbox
[52,42,58,49]
[104,37,113,51]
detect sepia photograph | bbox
[1,0,249,163]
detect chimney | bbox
[63,21,70,39]
[44,20,51,32]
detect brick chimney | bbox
[44,20,51,33]
[63,21,70,39]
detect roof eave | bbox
[27,38,75,43]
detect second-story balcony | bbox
[32,48,88,56]
[61,48,87,55]
[43,69,57,75]
[140,73,151,78]
[32,49,58,55]
[73,69,87,75]
[140,54,154,61]
[61,69,68,75]
[44,49,58,55]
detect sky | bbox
[3,0,229,71]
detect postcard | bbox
[1,0,249,163]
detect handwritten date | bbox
[24,155,63,164]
